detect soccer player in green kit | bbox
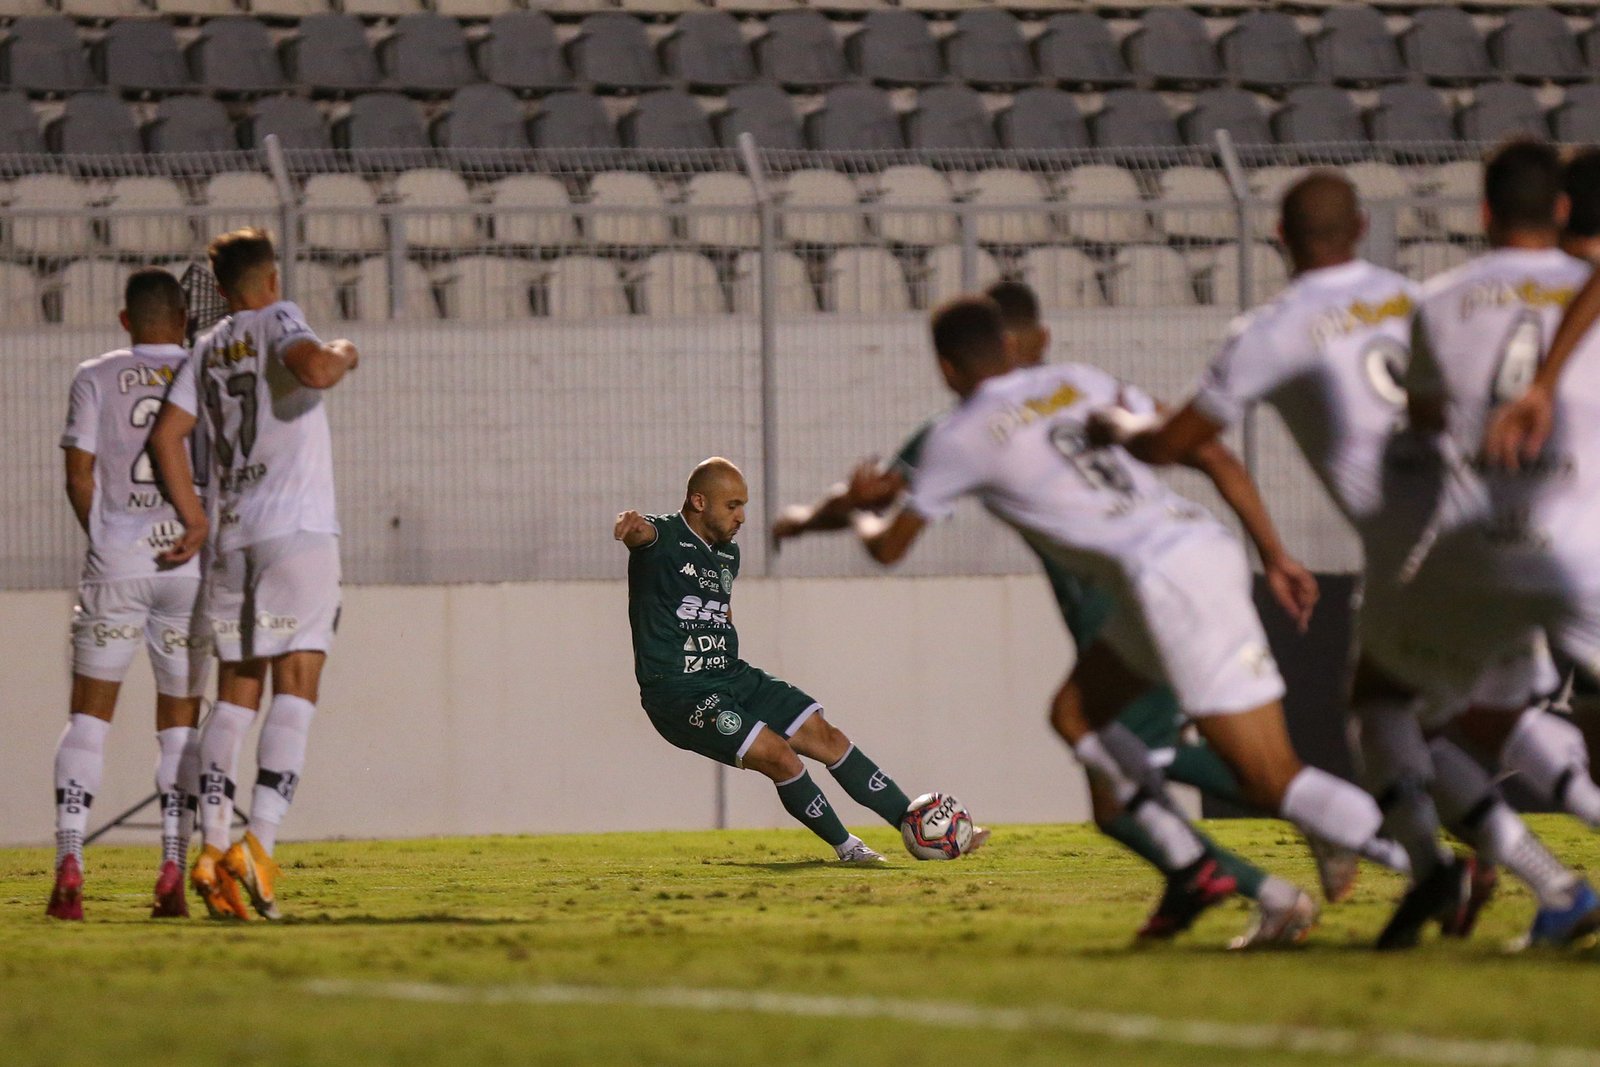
[615,457,987,864]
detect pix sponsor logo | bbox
[117,364,176,394]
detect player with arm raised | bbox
[148,228,359,920]
[618,458,985,865]
[46,268,209,921]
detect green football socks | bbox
[775,771,850,847]
[828,746,912,826]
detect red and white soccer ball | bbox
[900,792,974,860]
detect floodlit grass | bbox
[2,819,1598,1067]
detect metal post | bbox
[1213,129,1258,477]
[262,133,297,300]
[388,215,407,319]
[959,201,978,289]
[737,132,779,578]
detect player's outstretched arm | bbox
[63,448,94,535]
[281,337,360,391]
[855,507,925,566]
[148,403,208,565]
[1485,270,1600,471]
[613,510,658,550]
[773,462,906,548]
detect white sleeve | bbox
[60,370,98,452]
[1190,309,1306,429]
[905,423,986,522]
[164,353,200,417]
[267,301,321,362]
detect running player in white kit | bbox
[48,268,210,921]
[149,228,360,920]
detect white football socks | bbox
[197,701,255,852]
[250,694,315,856]
[54,713,111,869]
[1074,732,1205,870]
[1501,707,1600,827]
[155,725,198,866]
[1280,765,1401,868]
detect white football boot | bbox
[835,835,887,865]
[1229,887,1319,950]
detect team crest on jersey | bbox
[719,568,733,594]
[715,710,742,735]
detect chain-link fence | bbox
[0,135,1500,589]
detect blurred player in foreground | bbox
[150,228,360,920]
[48,267,209,920]
[616,458,985,865]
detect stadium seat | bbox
[715,84,804,152]
[392,169,478,251]
[1400,9,1493,85]
[439,254,536,319]
[1313,5,1405,87]
[968,168,1051,246]
[683,172,758,250]
[527,0,614,15]
[585,171,670,248]
[433,0,518,19]
[1398,239,1472,281]
[1204,241,1288,306]
[1034,13,1132,90]
[996,87,1089,153]
[1020,246,1103,309]
[1427,160,1479,240]
[104,177,192,258]
[753,11,850,93]
[1246,164,1305,239]
[0,91,45,154]
[1105,245,1196,307]
[334,92,430,154]
[1586,24,1600,71]
[1457,82,1547,144]
[530,90,618,153]
[252,0,330,19]
[804,85,904,155]
[637,251,725,317]
[732,249,815,314]
[1124,8,1223,89]
[1155,165,1234,242]
[1219,11,1322,93]
[1180,88,1272,165]
[1054,163,1150,245]
[944,10,1034,92]
[922,243,1000,307]
[156,0,239,19]
[350,256,438,321]
[245,94,332,151]
[476,12,570,95]
[1343,160,1425,240]
[543,254,626,319]
[202,171,278,235]
[302,173,386,254]
[145,95,236,156]
[287,258,343,323]
[281,13,383,97]
[1272,86,1367,154]
[567,14,665,96]
[0,0,52,16]
[2,16,98,96]
[1551,85,1600,144]
[660,11,754,93]
[47,92,141,154]
[826,247,910,313]
[58,0,145,22]
[906,84,998,155]
[1090,89,1180,153]
[341,0,424,19]
[1490,9,1585,83]
[11,174,93,258]
[188,18,285,96]
[715,0,799,16]
[1367,84,1457,163]
[869,164,956,248]
[780,168,863,246]
[433,84,531,152]
[96,19,191,97]
[488,173,578,248]
[846,11,945,88]
[378,14,479,98]
[52,259,125,327]
[0,262,41,326]
[619,90,716,153]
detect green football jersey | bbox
[627,512,743,694]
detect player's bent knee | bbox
[741,727,804,782]
[272,650,326,702]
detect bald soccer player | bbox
[615,459,985,864]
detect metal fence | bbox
[0,135,1498,589]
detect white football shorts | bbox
[71,576,210,697]
[207,530,341,663]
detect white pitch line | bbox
[303,979,1600,1067]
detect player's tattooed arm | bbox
[63,447,94,535]
[1486,270,1600,471]
[281,337,361,390]
[613,510,659,550]
[148,403,208,566]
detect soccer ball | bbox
[899,792,974,860]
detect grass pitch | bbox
[3,819,1598,1067]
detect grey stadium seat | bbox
[530,90,619,151]
[753,11,850,93]
[47,91,141,154]
[1457,82,1547,144]
[334,91,430,153]
[1218,11,1321,93]
[1034,13,1132,90]
[1551,85,1600,145]
[618,89,715,152]
[0,90,44,153]
[1181,88,1272,165]
[1489,9,1585,84]
[996,87,1089,152]
[906,84,997,154]
[660,11,754,93]
[188,18,286,96]
[715,83,804,151]
[1272,86,1367,153]
[1400,9,1493,86]
[432,83,530,151]
[944,10,1034,92]
[280,14,383,97]
[1367,84,1457,163]
[804,84,904,154]
[2,16,97,96]
[1313,6,1404,87]
[476,12,569,95]
[245,94,332,151]
[1587,25,1600,71]
[1090,89,1180,153]
[378,14,479,98]
[846,10,945,88]
[145,95,237,155]
[96,19,192,97]
[1124,8,1222,89]
[566,14,664,95]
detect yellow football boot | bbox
[221,832,282,921]
[191,845,249,921]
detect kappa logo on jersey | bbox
[804,794,828,819]
[116,364,176,394]
[680,563,698,578]
[715,710,742,736]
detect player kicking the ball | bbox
[616,458,984,864]
[48,268,209,920]
[149,228,360,920]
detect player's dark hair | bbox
[1280,170,1361,259]
[930,295,1007,374]
[208,226,277,296]
[1484,138,1563,232]
[1564,147,1600,240]
[984,280,1040,331]
[123,266,185,328]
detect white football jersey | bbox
[1191,259,1419,527]
[907,363,1221,587]
[167,301,340,552]
[60,344,203,582]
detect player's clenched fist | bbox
[614,510,657,549]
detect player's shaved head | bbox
[1484,138,1564,237]
[985,280,1040,331]
[686,457,745,499]
[684,457,747,543]
[209,226,278,303]
[1280,170,1362,268]
[931,296,1008,389]
[123,267,185,331]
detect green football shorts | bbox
[640,662,823,768]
